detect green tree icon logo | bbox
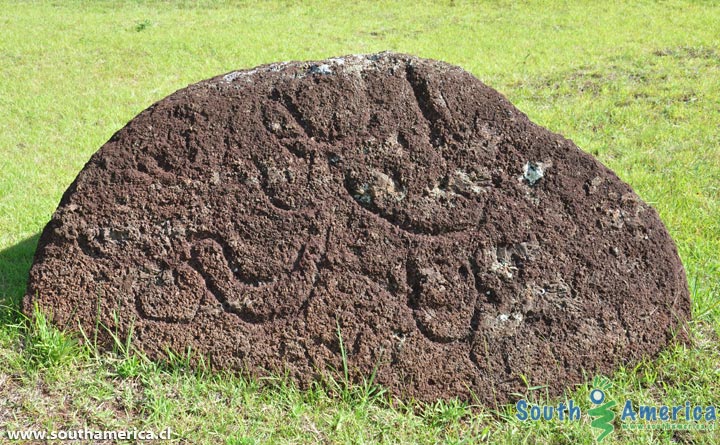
[588,376,616,442]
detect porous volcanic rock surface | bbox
[25,53,690,404]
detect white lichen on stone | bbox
[488,245,518,280]
[309,64,332,75]
[490,259,516,279]
[327,57,345,65]
[450,169,490,194]
[223,69,258,82]
[428,184,455,199]
[352,182,372,204]
[522,161,545,185]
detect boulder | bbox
[24,53,690,404]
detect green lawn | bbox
[1,1,718,443]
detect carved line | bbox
[250,157,295,212]
[405,257,485,345]
[404,63,446,148]
[270,88,314,140]
[188,234,317,324]
[342,172,472,237]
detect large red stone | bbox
[25,53,690,404]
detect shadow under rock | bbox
[0,233,40,324]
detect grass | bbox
[0,0,718,443]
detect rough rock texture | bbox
[24,53,690,404]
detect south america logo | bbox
[588,376,616,442]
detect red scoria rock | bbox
[24,53,691,404]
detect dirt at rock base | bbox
[24,53,691,405]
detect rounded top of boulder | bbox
[25,52,690,404]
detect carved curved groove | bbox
[189,237,317,323]
[342,173,471,236]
